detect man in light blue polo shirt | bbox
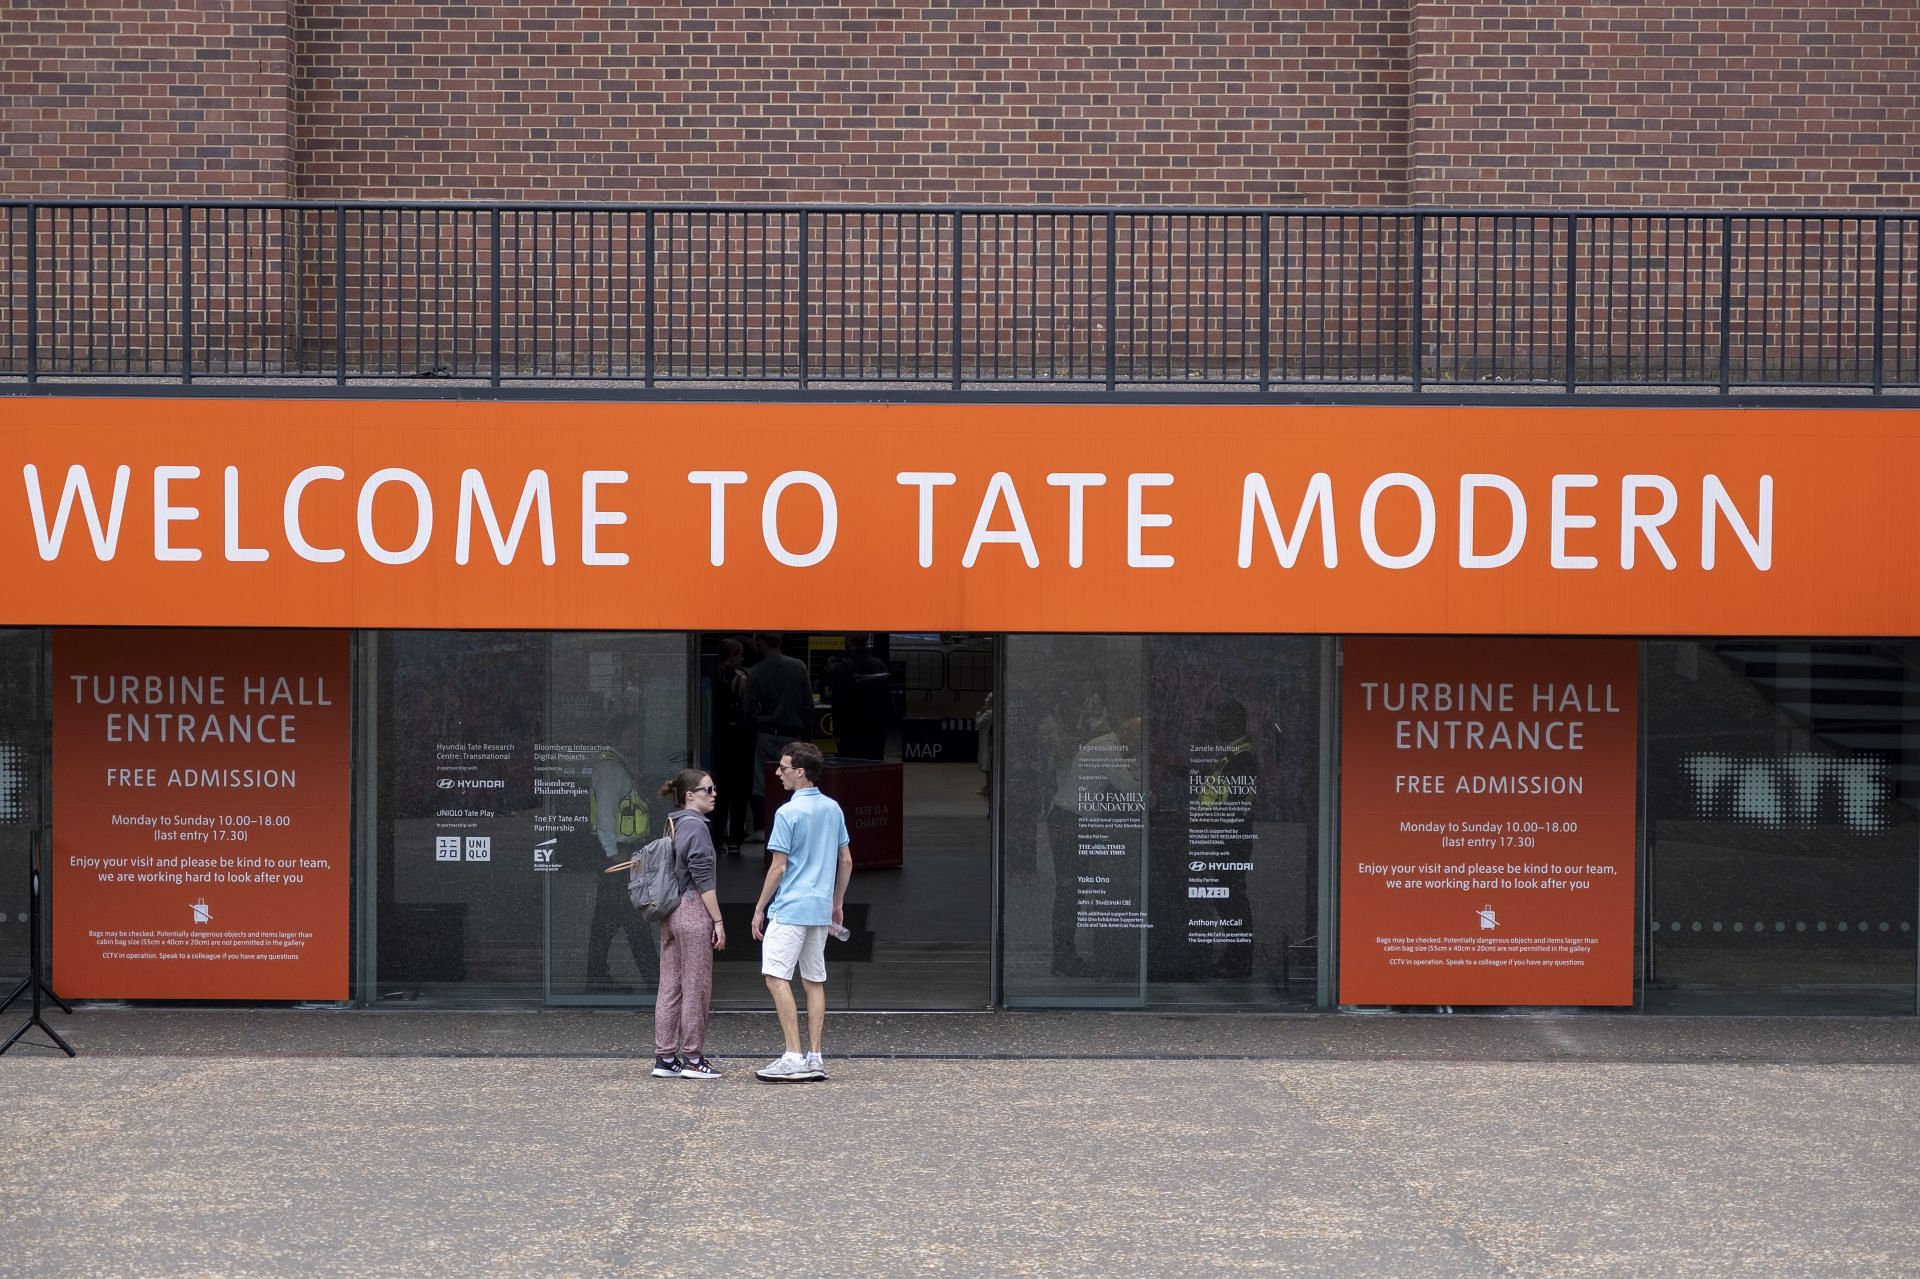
[750,740,852,1082]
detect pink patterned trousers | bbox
[654,891,715,1057]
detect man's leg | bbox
[802,979,827,1055]
[752,732,780,805]
[585,874,619,984]
[621,909,659,986]
[765,974,803,1055]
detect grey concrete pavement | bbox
[2,1013,1917,1277]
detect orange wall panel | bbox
[2,397,1911,637]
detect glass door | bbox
[697,632,995,1010]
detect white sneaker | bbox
[803,1052,827,1079]
[755,1053,823,1083]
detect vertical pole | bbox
[798,208,810,392]
[336,206,349,387]
[181,207,194,386]
[1105,211,1118,392]
[1410,212,1424,392]
[353,632,380,1008]
[1259,212,1272,392]
[1872,217,1886,395]
[1636,653,1652,1008]
[1317,636,1338,1010]
[644,209,657,389]
[24,206,37,386]
[1563,213,1577,394]
[1719,215,1734,396]
[951,212,964,391]
[489,208,503,388]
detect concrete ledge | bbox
[13,1006,1919,1063]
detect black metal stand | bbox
[1,831,75,1057]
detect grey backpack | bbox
[627,816,685,923]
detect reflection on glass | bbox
[1146,637,1319,1004]
[1003,635,1321,1008]
[544,634,688,999]
[1646,641,1919,1013]
[373,632,688,1004]
[1000,639,1144,1002]
[0,630,46,979]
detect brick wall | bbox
[8,3,1917,209]
[0,2,294,199]
[294,2,1411,204]
[4,4,1914,382]
[1411,4,1920,207]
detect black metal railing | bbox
[2,201,1918,395]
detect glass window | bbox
[1001,635,1323,1008]
[371,631,689,1004]
[0,630,47,981]
[1645,641,1919,1013]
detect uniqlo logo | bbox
[435,836,462,862]
[464,836,492,862]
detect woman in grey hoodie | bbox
[650,768,727,1079]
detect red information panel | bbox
[762,759,904,869]
[52,629,351,1000]
[1339,637,1638,1006]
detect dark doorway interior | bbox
[698,632,995,1009]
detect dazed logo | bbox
[1682,753,1889,835]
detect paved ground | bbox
[3,1011,1917,1277]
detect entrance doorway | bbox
[698,632,996,1009]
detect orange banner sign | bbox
[52,628,351,1000]
[1338,637,1639,1007]
[1,396,1912,634]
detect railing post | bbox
[951,212,964,391]
[1719,215,1734,396]
[1872,217,1886,395]
[1563,213,1577,394]
[798,208,810,391]
[336,206,349,387]
[489,208,502,388]
[24,206,37,386]
[1105,211,1118,392]
[1409,212,1424,393]
[1259,213,1272,392]
[181,207,194,386]
[643,209,656,389]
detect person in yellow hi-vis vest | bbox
[585,713,658,990]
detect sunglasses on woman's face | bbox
[690,785,717,795]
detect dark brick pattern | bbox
[0,2,294,198]
[292,2,1412,204]
[1411,4,1920,208]
[6,4,1915,208]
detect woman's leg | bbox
[672,893,717,1056]
[653,907,684,1057]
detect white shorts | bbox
[761,920,828,983]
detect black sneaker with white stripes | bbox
[650,1054,684,1078]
